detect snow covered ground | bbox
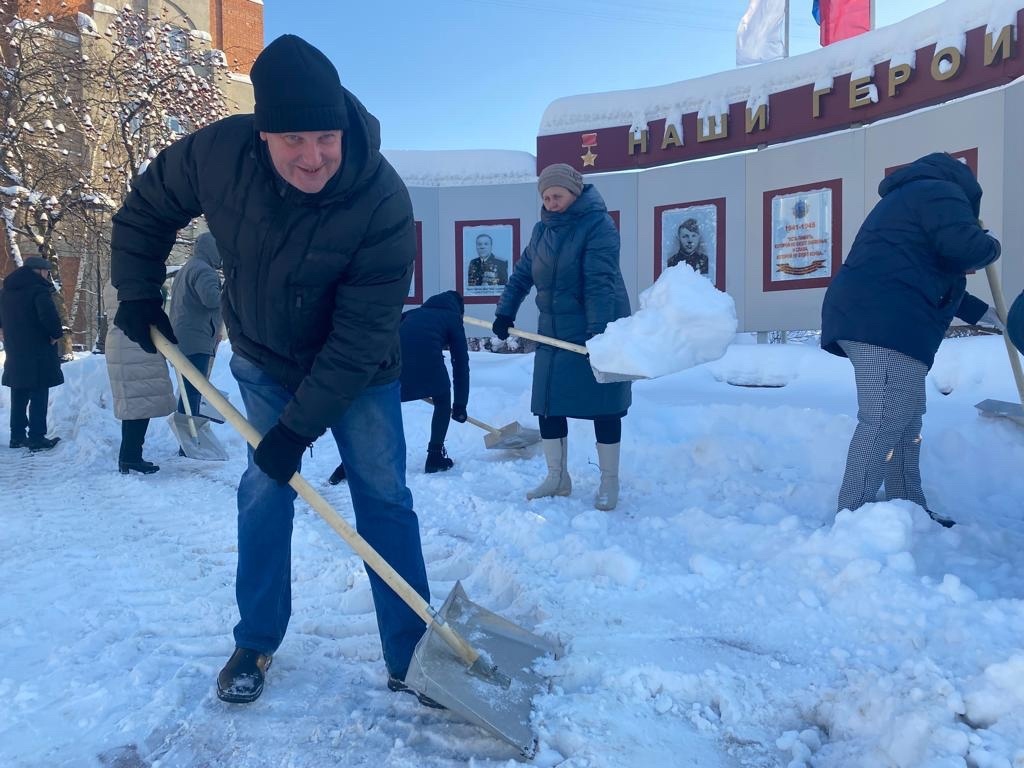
[3,333,1024,768]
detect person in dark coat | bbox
[328,290,470,483]
[108,35,435,709]
[168,231,223,419]
[0,256,64,451]
[492,163,631,511]
[1008,291,1024,355]
[821,152,1001,527]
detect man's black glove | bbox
[254,422,313,485]
[451,404,468,423]
[492,314,514,341]
[113,298,177,354]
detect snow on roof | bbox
[539,0,1021,136]
[382,148,537,187]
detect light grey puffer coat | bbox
[104,282,177,420]
[169,232,222,357]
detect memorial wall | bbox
[400,6,1024,336]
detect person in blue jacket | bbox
[1008,291,1024,355]
[328,290,469,482]
[492,163,631,511]
[821,152,1002,527]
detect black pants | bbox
[119,418,151,463]
[10,386,49,439]
[538,415,621,444]
[428,389,452,447]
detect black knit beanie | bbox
[252,35,349,133]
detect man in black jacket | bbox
[821,152,1001,527]
[109,35,433,707]
[1,256,64,451]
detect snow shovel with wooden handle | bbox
[151,328,558,758]
[167,366,228,461]
[975,263,1024,427]
[420,398,540,450]
[463,315,647,383]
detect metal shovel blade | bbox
[403,581,561,759]
[167,412,229,461]
[483,422,541,450]
[975,398,1024,427]
[591,367,648,384]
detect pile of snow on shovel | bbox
[587,263,737,379]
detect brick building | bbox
[1,0,264,351]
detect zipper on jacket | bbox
[257,208,290,344]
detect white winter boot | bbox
[594,442,620,511]
[527,437,572,499]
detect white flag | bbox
[736,0,787,66]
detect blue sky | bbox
[264,0,941,155]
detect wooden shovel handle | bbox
[151,328,483,669]
[464,315,589,356]
[173,367,200,438]
[421,397,501,435]
[985,264,1024,405]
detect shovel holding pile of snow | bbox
[467,264,736,382]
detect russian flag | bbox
[813,0,871,46]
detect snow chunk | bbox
[559,546,641,586]
[586,264,736,380]
[964,655,1024,728]
[807,502,914,562]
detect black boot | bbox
[387,674,446,709]
[926,508,956,528]
[424,443,454,474]
[217,647,273,704]
[119,459,160,475]
[26,435,60,452]
[328,463,347,485]
[9,433,26,449]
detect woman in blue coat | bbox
[492,164,631,510]
[330,290,469,481]
[821,152,1001,526]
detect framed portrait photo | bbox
[455,219,520,304]
[654,198,726,290]
[405,220,424,305]
[762,179,842,292]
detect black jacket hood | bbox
[879,152,983,218]
[3,264,51,292]
[420,290,464,314]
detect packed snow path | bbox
[3,336,1024,767]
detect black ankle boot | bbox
[217,647,273,703]
[328,463,347,485]
[119,459,160,475]
[9,433,27,449]
[387,674,446,709]
[424,443,454,474]
[26,435,60,452]
[926,508,956,528]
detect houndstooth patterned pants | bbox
[837,340,929,512]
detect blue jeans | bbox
[177,352,212,416]
[229,354,430,680]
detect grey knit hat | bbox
[538,163,583,197]
[251,35,349,133]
